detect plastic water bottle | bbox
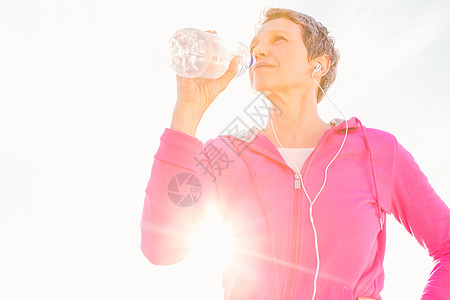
[169,27,254,79]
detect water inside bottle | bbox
[169,29,211,77]
[169,28,252,78]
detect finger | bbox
[357,297,377,300]
[175,73,188,85]
[216,56,242,87]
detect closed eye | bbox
[274,35,285,42]
[250,35,286,55]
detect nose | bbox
[252,43,268,60]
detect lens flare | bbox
[188,206,236,267]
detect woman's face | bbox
[249,18,313,95]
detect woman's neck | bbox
[260,92,332,148]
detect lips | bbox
[253,63,274,70]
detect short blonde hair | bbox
[256,8,340,102]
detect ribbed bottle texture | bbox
[169,28,254,79]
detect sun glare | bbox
[188,206,236,267]
[177,205,237,299]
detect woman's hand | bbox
[170,30,242,136]
[357,297,376,300]
[175,30,242,115]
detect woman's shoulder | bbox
[335,117,399,146]
[360,124,403,159]
[364,126,397,142]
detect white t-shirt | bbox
[276,148,314,173]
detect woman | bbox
[140,8,450,300]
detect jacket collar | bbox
[329,116,361,131]
[225,116,360,158]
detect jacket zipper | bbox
[286,127,339,299]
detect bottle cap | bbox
[249,55,255,68]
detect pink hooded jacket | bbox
[140,116,450,299]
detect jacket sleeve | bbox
[140,128,219,265]
[390,136,450,299]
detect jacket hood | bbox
[227,116,360,146]
[223,116,360,165]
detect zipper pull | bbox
[295,173,301,189]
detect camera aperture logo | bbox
[167,172,202,207]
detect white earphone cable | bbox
[269,68,348,300]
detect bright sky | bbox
[1,0,449,299]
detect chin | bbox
[251,79,276,94]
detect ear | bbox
[312,55,330,78]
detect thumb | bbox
[216,56,242,87]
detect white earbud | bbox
[313,63,322,74]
